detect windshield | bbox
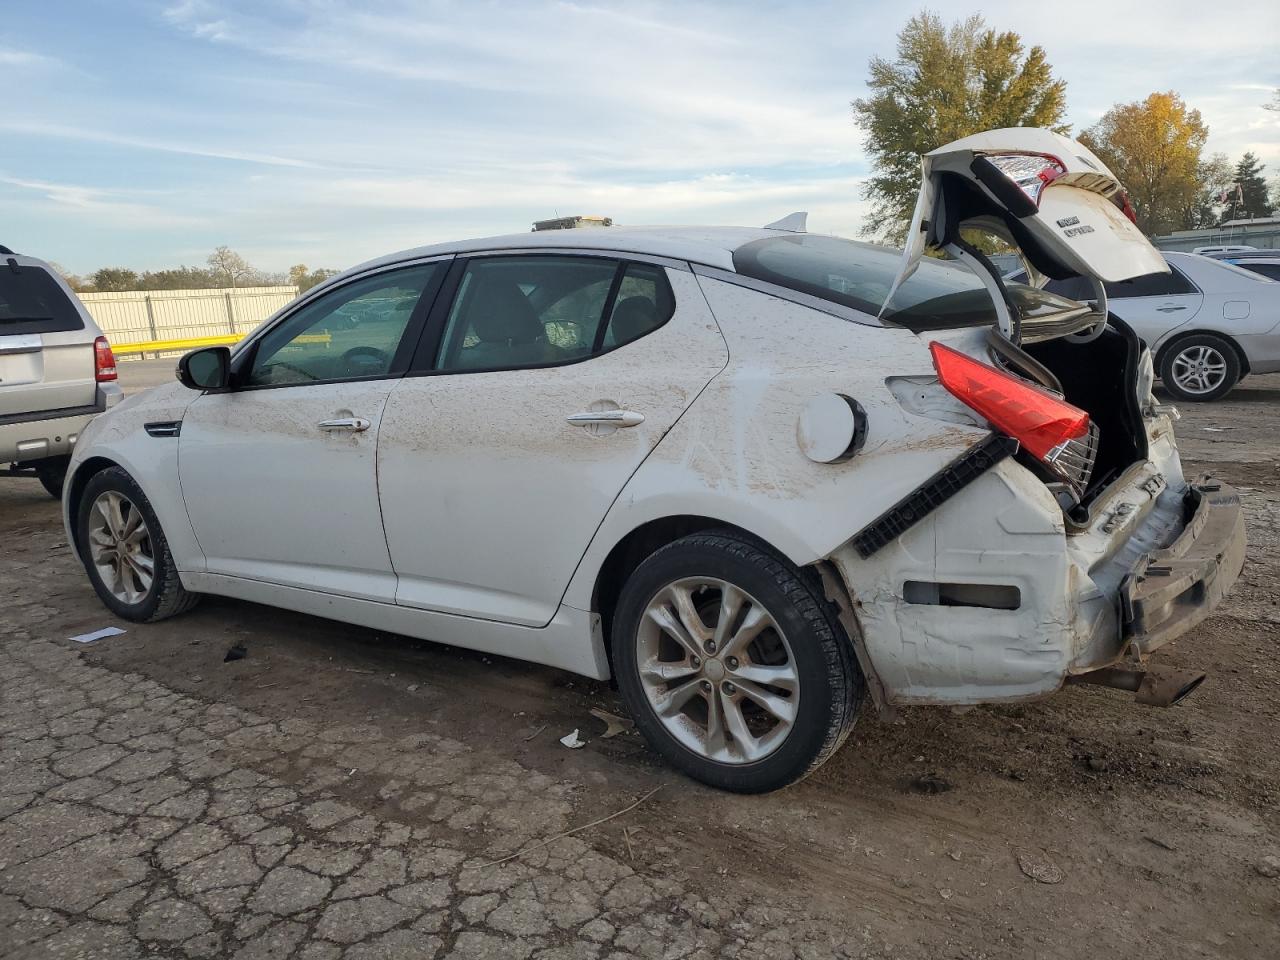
[733,234,1011,331]
[0,262,84,336]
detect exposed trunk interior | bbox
[1002,317,1149,515]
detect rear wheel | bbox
[76,466,200,622]
[612,531,863,793]
[1159,334,1241,402]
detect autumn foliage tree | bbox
[1080,92,1208,236]
[852,12,1069,241]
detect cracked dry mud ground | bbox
[3,377,1279,959]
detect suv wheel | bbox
[35,458,69,499]
[77,466,200,622]
[1160,334,1241,402]
[612,531,863,793]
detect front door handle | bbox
[318,417,371,432]
[566,410,645,428]
[1156,305,1188,313]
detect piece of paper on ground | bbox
[69,626,126,644]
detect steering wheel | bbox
[262,359,319,382]
[342,346,390,374]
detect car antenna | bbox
[763,212,807,233]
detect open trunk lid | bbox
[882,127,1167,340]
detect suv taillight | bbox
[94,336,117,382]
[930,342,1098,497]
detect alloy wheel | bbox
[86,490,155,604]
[1171,344,1229,396]
[636,577,798,764]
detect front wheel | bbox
[612,531,863,793]
[76,466,200,622]
[36,457,69,499]
[1159,334,1241,402]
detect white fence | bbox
[78,286,299,347]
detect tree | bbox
[207,246,253,288]
[90,267,139,292]
[1185,152,1234,229]
[1079,92,1208,236]
[1228,152,1273,221]
[137,266,220,290]
[852,12,1069,242]
[288,263,340,293]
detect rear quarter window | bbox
[0,262,85,336]
[731,234,1000,331]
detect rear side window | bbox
[1240,262,1280,281]
[1101,268,1196,299]
[0,261,84,336]
[732,234,997,330]
[435,256,675,372]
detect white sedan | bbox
[64,129,1245,792]
[1010,251,1280,401]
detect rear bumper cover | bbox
[0,383,122,463]
[1120,479,1246,652]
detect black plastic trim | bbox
[851,434,1019,558]
[144,420,182,438]
[0,397,105,427]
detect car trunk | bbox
[882,127,1173,522]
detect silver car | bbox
[1,246,123,497]
[1011,251,1280,401]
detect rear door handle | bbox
[566,410,645,428]
[1156,305,1188,313]
[318,417,371,432]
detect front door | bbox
[377,255,728,627]
[178,260,446,601]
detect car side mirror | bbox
[177,346,231,391]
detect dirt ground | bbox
[2,373,1278,959]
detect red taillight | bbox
[985,153,1067,208]
[94,336,117,382]
[929,342,1088,459]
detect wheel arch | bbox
[65,455,124,561]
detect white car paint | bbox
[59,130,1242,711]
[61,229,1230,705]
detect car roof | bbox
[348,225,806,276]
[1204,249,1280,260]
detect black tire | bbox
[612,531,863,793]
[36,458,68,499]
[1158,333,1242,402]
[76,466,200,622]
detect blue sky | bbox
[3,0,1278,275]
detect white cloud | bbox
[0,174,198,228]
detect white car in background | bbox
[62,129,1244,793]
[1010,251,1280,401]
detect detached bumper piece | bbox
[1121,478,1246,651]
[852,434,1018,558]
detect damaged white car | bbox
[64,128,1245,793]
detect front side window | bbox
[247,263,440,387]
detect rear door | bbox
[0,258,95,417]
[376,254,728,627]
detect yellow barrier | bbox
[111,334,243,356]
[112,332,332,356]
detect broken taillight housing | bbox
[986,153,1066,208]
[930,342,1098,497]
[94,336,117,382]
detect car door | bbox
[178,259,447,601]
[377,253,728,627]
[1098,266,1203,349]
